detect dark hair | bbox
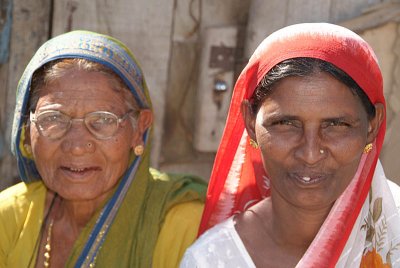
[250,57,376,119]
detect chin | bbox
[56,188,106,202]
[291,192,337,210]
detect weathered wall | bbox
[0,0,51,190]
[159,0,251,179]
[245,0,393,56]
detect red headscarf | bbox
[199,23,386,267]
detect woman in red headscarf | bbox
[180,23,400,267]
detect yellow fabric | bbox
[0,181,46,268]
[0,181,204,268]
[153,201,204,268]
[8,30,207,267]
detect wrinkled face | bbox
[253,72,373,210]
[29,69,138,202]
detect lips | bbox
[289,172,329,185]
[66,167,86,172]
[60,165,101,178]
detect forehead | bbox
[35,69,128,111]
[259,72,366,118]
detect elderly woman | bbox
[0,31,206,267]
[180,23,400,267]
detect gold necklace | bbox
[43,218,54,267]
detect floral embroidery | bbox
[360,192,400,267]
[360,248,390,268]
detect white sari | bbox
[181,161,400,267]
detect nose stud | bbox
[87,142,93,148]
[319,149,325,154]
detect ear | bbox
[24,122,32,146]
[131,109,153,148]
[366,103,385,143]
[241,100,257,141]
[22,122,34,158]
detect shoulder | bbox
[0,181,46,264]
[149,167,207,187]
[0,181,46,225]
[152,201,204,268]
[0,181,46,210]
[163,200,204,224]
[185,217,236,252]
[180,217,255,268]
[148,168,207,209]
[157,200,204,240]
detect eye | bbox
[277,120,293,125]
[326,120,351,127]
[87,113,118,130]
[272,119,301,128]
[37,112,68,125]
[94,116,116,125]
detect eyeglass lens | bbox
[32,111,126,140]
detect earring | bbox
[249,139,259,149]
[319,149,325,154]
[364,143,373,154]
[134,145,144,156]
[24,144,32,156]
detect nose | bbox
[294,126,326,166]
[61,122,96,155]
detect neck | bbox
[56,198,103,233]
[267,193,332,249]
[46,191,106,235]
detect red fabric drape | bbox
[198,23,386,267]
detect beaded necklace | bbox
[43,218,54,267]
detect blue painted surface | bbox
[0,0,13,64]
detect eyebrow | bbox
[263,113,362,123]
[263,113,299,121]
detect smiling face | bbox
[246,72,377,210]
[29,69,141,202]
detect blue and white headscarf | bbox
[11,30,153,267]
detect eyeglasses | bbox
[30,110,135,140]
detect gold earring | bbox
[24,144,32,156]
[249,139,259,149]
[364,143,373,154]
[134,145,144,156]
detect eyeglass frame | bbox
[29,109,137,140]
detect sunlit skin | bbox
[31,70,137,203]
[257,73,370,210]
[237,72,384,267]
[28,69,152,267]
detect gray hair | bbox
[28,58,139,128]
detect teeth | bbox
[302,176,311,182]
[70,167,84,172]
